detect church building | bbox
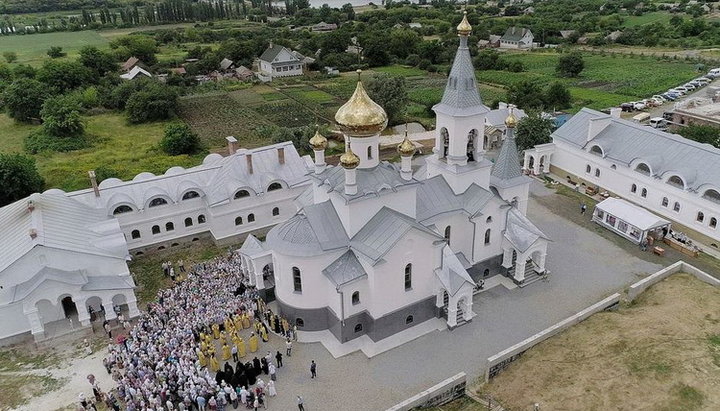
[240,13,550,344]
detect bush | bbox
[126,82,179,123]
[47,46,66,59]
[556,52,585,77]
[40,94,85,137]
[0,153,44,207]
[160,123,202,155]
[3,51,17,63]
[2,78,48,122]
[24,130,89,154]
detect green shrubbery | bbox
[160,123,202,155]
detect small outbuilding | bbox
[592,198,671,244]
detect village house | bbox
[120,66,153,81]
[258,42,304,81]
[500,27,534,49]
[311,21,337,32]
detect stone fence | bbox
[627,260,720,301]
[386,372,466,411]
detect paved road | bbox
[257,181,662,411]
[643,77,719,119]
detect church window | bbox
[483,269,490,277]
[590,145,603,156]
[484,229,491,245]
[631,184,637,193]
[354,323,363,333]
[367,146,373,160]
[467,129,478,162]
[166,222,174,231]
[235,190,250,199]
[198,214,206,224]
[441,128,449,158]
[661,197,669,207]
[585,165,591,173]
[352,291,360,305]
[131,230,141,239]
[641,188,647,198]
[667,175,684,189]
[486,216,492,224]
[295,318,304,327]
[272,207,280,216]
[711,218,717,229]
[182,191,200,200]
[404,264,412,291]
[185,217,193,227]
[635,163,651,176]
[702,189,720,205]
[148,197,168,208]
[293,267,302,292]
[611,164,617,170]
[248,213,255,223]
[235,216,243,226]
[406,315,414,324]
[267,182,283,192]
[697,212,705,222]
[673,202,681,212]
[444,226,451,245]
[152,225,160,235]
[113,205,133,215]
[595,168,601,178]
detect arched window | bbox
[585,165,591,173]
[631,184,637,193]
[467,129,478,162]
[248,213,255,223]
[198,214,206,224]
[131,229,141,239]
[185,217,193,227]
[697,211,705,222]
[152,225,160,235]
[702,189,720,205]
[444,226,451,245]
[351,291,360,305]
[635,163,651,176]
[711,217,717,228]
[486,216,492,224]
[590,145,603,156]
[165,222,174,231]
[595,168,600,177]
[295,318,304,327]
[441,128,449,158]
[182,191,200,200]
[292,267,302,292]
[406,315,414,324]
[234,190,250,199]
[673,202,681,212]
[641,188,647,198]
[235,216,243,226]
[354,323,363,333]
[611,164,617,170]
[267,182,282,192]
[661,197,669,207]
[667,175,684,189]
[484,229,491,245]
[113,205,133,215]
[483,268,490,277]
[148,197,168,208]
[367,145,373,160]
[272,207,279,216]
[404,263,412,290]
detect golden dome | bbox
[335,70,388,137]
[340,148,360,169]
[457,11,472,36]
[505,108,518,128]
[309,129,328,150]
[397,131,415,157]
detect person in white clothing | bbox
[266,380,277,397]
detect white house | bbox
[0,192,138,344]
[120,66,153,81]
[240,14,549,345]
[524,107,720,246]
[258,43,303,80]
[500,27,534,49]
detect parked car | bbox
[634,101,647,110]
[652,95,667,103]
[707,68,720,78]
[671,87,688,94]
[620,102,635,112]
[684,83,697,90]
[648,97,664,106]
[661,93,678,101]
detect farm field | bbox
[0,30,108,65]
[479,273,720,410]
[622,11,674,27]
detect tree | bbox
[78,46,117,76]
[2,78,48,122]
[507,81,546,110]
[474,49,506,70]
[676,124,720,148]
[47,46,66,58]
[40,94,85,137]
[37,60,93,93]
[109,35,158,65]
[515,112,555,152]
[320,30,351,56]
[12,64,36,79]
[3,51,17,63]
[160,123,202,155]
[544,82,572,110]
[0,153,44,207]
[126,82,179,123]
[556,52,585,77]
[366,74,408,126]
[388,29,420,60]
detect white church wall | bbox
[472,202,506,264]
[0,303,30,340]
[340,277,370,319]
[273,251,343,313]
[432,214,474,262]
[331,187,418,238]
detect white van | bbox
[649,117,666,128]
[708,68,720,78]
[633,112,651,123]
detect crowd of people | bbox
[94,252,298,411]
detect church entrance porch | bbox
[501,246,548,287]
[61,296,78,319]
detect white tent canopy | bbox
[593,198,671,244]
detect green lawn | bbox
[0,31,108,66]
[374,64,428,77]
[623,11,674,27]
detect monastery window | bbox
[595,168,601,178]
[673,202,681,212]
[486,216,493,224]
[185,217,193,227]
[352,291,360,305]
[148,197,169,208]
[235,216,243,226]
[484,268,490,277]
[248,213,255,223]
[198,214,206,224]
[662,197,669,207]
[467,129,478,162]
[635,163,651,176]
[585,165,591,174]
[697,212,705,222]
[295,318,304,327]
[152,225,160,235]
[131,230,141,239]
[166,222,174,231]
[113,205,133,215]
[293,267,302,292]
[441,128,449,158]
[666,175,685,189]
[182,191,200,200]
[711,218,717,229]
[367,146,373,160]
[611,165,617,170]
[484,229,491,245]
[590,145,603,157]
[354,323,363,333]
[235,190,250,199]
[702,189,720,205]
[406,315,414,325]
[272,207,280,216]
[631,184,637,193]
[444,226,451,245]
[404,264,412,291]
[267,182,283,192]
[641,188,647,198]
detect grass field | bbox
[0,31,108,66]
[623,11,674,27]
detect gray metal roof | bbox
[220,58,234,70]
[553,108,720,191]
[485,106,527,127]
[491,131,530,189]
[501,27,532,42]
[82,275,136,291]
[259,44,299,63]
[322,250,367,287]
[311,163,420,203]
[266,201,348,257]
[503,208,549,252]
[416,175,494,223]
[435,245,475,296]
[239,234,266,256]
[433,36,489,117]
